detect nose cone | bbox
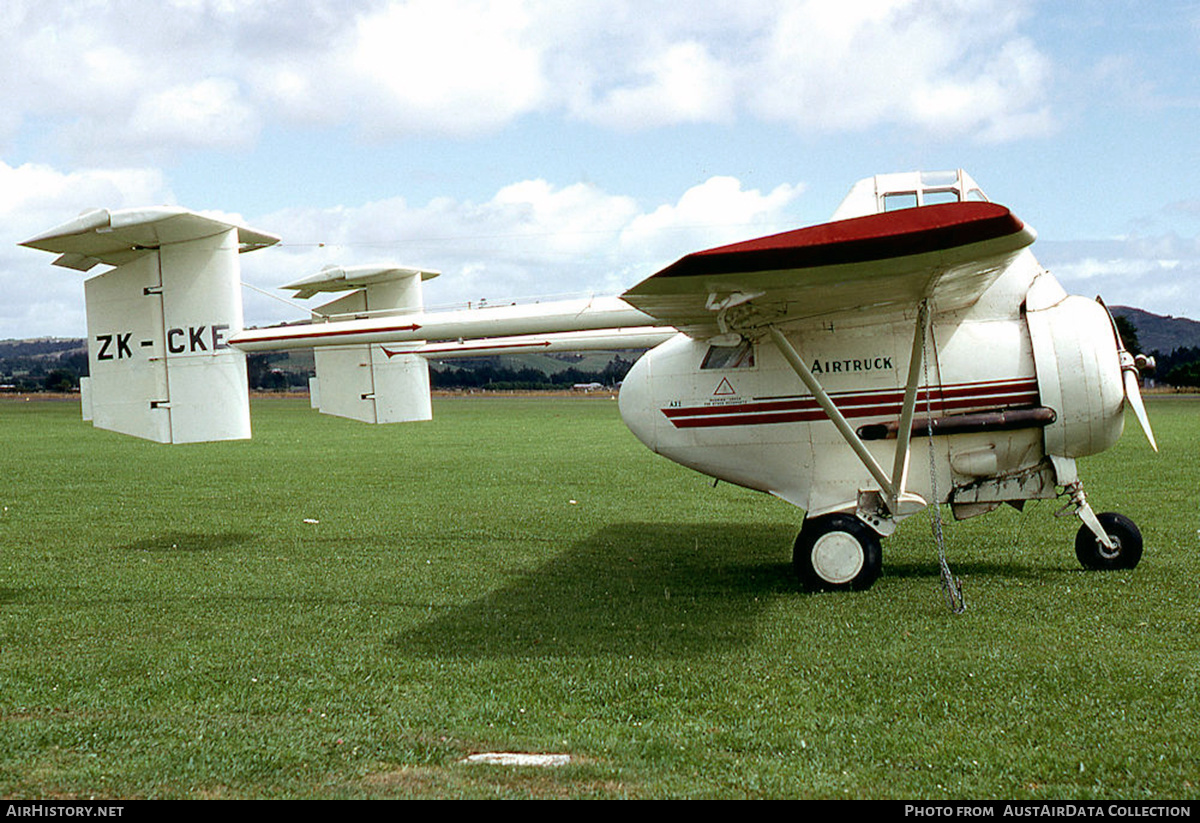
[618,351,658,453]
[1028,293,1126,458]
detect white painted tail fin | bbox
[282,265,439,424]
[21,207,279,443]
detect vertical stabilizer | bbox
[21,207,279,443]
[283,265,438,424]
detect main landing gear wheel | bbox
[794,513,882,592]
[1075,512,1143,571]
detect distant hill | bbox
[0,338,86,358]
[0,338,88,391]
[1110,307,1200,355]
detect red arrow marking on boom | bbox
[245,323,423,345]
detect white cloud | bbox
[344,0,546,137]
[1054,257,1181,282]
[574,40,737,129]
[620,176,803,260]
[0,1,263,160]
[1038,237,1200,322]
[239,174,805,326]
[748,0,1053,139]
[489,179,641,255]
[0,0,1055,161]
[0,161,176,339]
[126,78,260,150]
[0,163,170,218]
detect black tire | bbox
[794,513,883,592]
[1075,512,1143,571]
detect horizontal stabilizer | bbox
[282,264,439,301]
[21,206,279,267]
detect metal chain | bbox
[1010,499,1040,553]
[922,324,966,614]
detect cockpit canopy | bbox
[831,170,988,221]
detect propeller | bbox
[1098,298,1158,452]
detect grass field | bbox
[1,394,1197,799]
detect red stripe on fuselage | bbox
[662,378,1039,429]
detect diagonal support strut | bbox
[766,311,930,519]
[766,325,898,502]
[889,300,931,509]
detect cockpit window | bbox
[884,192,918,211]
[923,190,959,206]
[834,171,990,221]
[884,188,968,211]
[701,340,755,370]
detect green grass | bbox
[1,394,1197,799]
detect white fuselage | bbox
[617,250,1125,519]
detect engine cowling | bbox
[1025,275,1124,458]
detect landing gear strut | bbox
[1054,467,1144,572]
[794,513,882,591]
[1075,512,1143,571]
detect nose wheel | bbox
[794,513,883,591]
[1075,512,1143,570]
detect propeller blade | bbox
[1122,358,1158,452]
[1097,297,1158,452]
[1096,296,1128,349]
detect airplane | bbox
[19,169,1157,593]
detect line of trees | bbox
[1112,318,1200,387]
[1151,346,1200,388]
[246,352,311,391]
[428,355,635,391]
[0,341,87,392]
[243,353,639,392]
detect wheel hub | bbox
[1097,534,1122,560]
[811,532,865,584]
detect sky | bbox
[2,0,1199,339]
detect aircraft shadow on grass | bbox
[391,522,800,660]
[389,522,1069,659]
[388,525,806,662]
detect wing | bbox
[620,202,1035,338]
